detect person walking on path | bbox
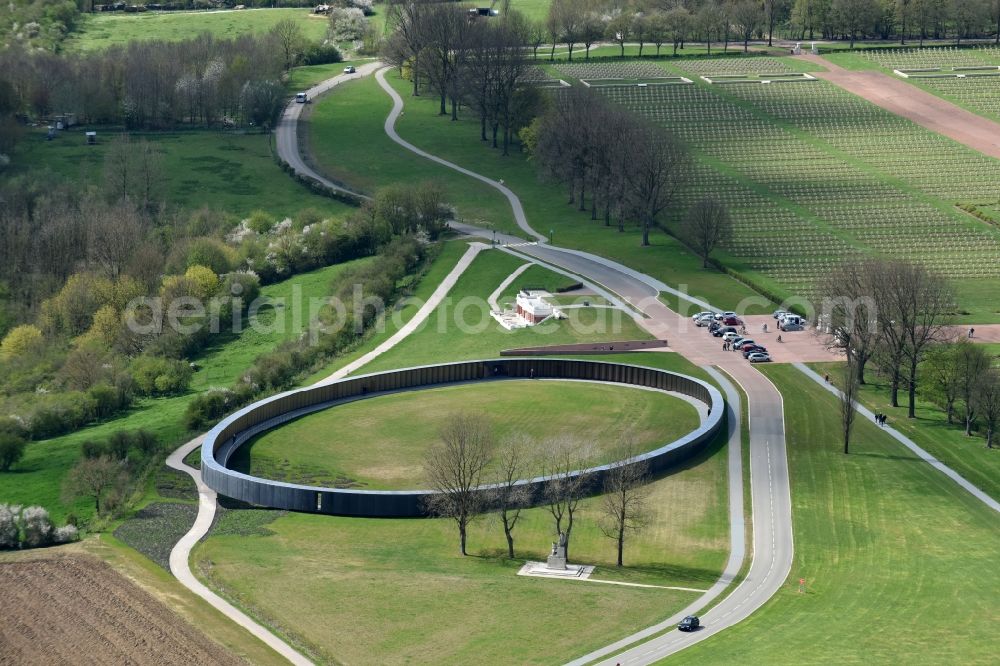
[969,327,975,339]
[875,413,882,426]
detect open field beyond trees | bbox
[194,350,730,665]
[810,360,1000,502]
[11,128,351,218]
[236,379,700,489]
[64,8,328,52]
[671,365,1000,665]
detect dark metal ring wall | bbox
[201,359,725,518]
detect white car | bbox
[773,310,788,319]
[723,331,742,342]
[695,316,714,327]
[692,311,714,321]
[748,352,771,363]
[344,65,357,74]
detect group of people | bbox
[722,341,742,351]
[874,412,889,427]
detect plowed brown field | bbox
[0,555,243,666]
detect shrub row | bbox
[0,505,78,550]
[184,235,428,430]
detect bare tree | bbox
[819,259,882,385]
[599,442,650,567]
[957,343,992,436]
[895,264,951,419]
[730,0,764,52]
[841,355,860,454]
[924,341,965,424]
[973,369,1000,448]
[88,200,147,279]
[491,434,532,559]
[681,197,732,268]
[626,122,690,247]
[541,436,591,561]
[62,456,124,515]
[424,412,494,556]
[831,0,879,47]
[270,19,305,71]
[103,133,134,202]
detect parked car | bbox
[773,310,789,319]
[722,316,742,326]
[708,321,722,333]
[748,352,772,363]
[692,311,714,321]
[712,326,736,338]
[678,615,700,632]
[778,314,803,331]
[696,316,714,327]
[735,340,757,351]
[723,331,742,342]
[343,65,357,74]
[743,345,767,358]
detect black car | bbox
[678,615,700,632]
[712,326,736,338]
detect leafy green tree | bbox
[0,432,26,472]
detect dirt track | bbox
[797,53,1000,160]
[0,555,243,666]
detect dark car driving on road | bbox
[678,615,700,632]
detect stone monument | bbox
[547,532,567,570]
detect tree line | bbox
[526,87,695,247]
[425,412,651,567]
[0,173,448,443]
[822,258,1000,451]
[0,23,338,131]
[382,0,544,155]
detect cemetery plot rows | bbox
[677,56,794,77]
[861,47,1000,121]
[554,62,691,88]
[861,46,1000,71]
[522,66,567,88]
[592,76,1000,299]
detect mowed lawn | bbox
[671,365,1000,665]
[235,380,700,489]
[354,246,655,374]
[194,352,730,664]
[64,8,328,52]
[0,261,366,522]
[12,127,351,218]
[810,360,1000,503]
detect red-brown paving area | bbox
[797,53,1000,160]
[0,556,243,666]
[945,324,1000,344]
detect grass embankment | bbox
[10,128,350,218]
[354,247,653,374]
[194,351,731,665]
[307,73,775,313]
[671,365,1000,665]
[810,360,1000,502]
[0,260,367,522]
[235,380,699,489]
[64,8,327,52]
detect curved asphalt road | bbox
[374,68,794,663]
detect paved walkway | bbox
[795,363,1000,513]
[797,53,1000,160]
[487,262,532,311]
[165,436,313,666]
